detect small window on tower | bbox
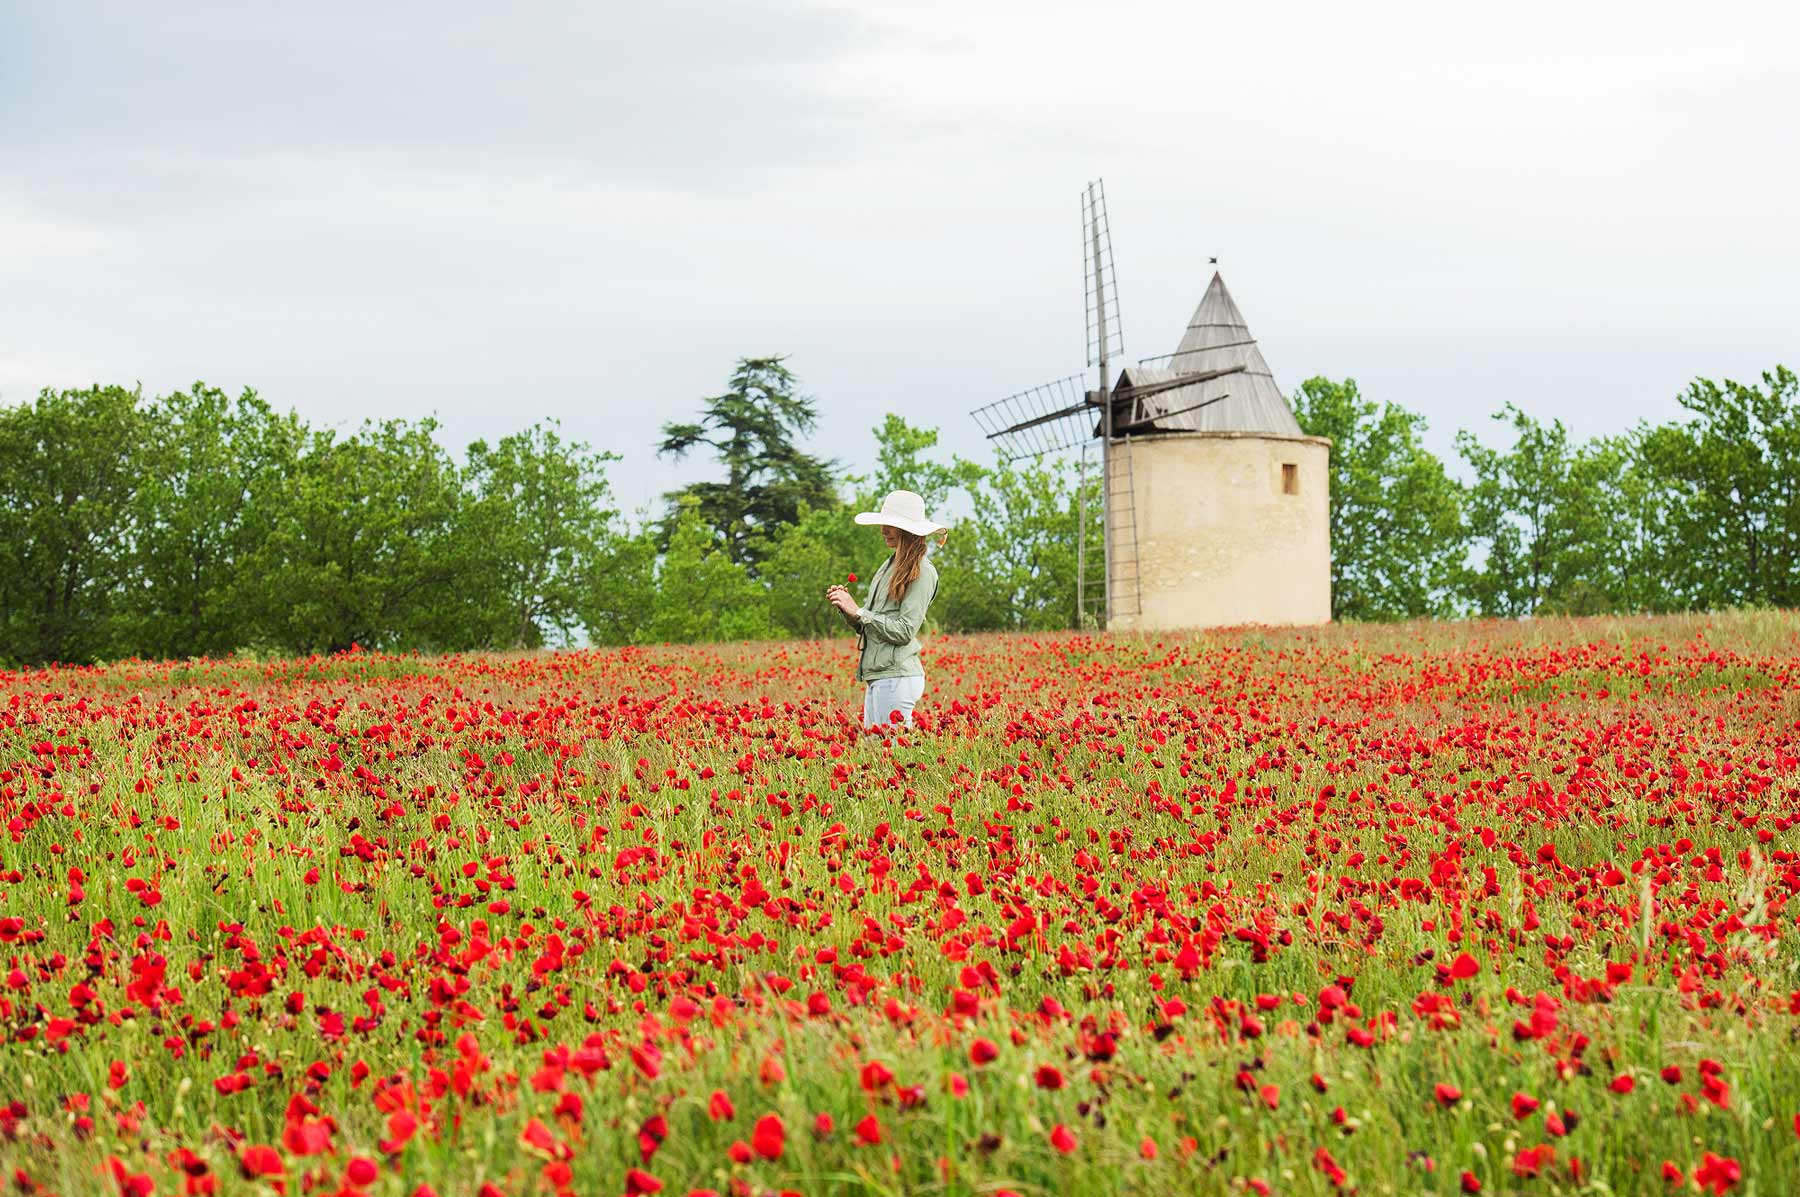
[1282,463,1299,495]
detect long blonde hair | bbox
[887,529,932,602]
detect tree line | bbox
[0,359,1792,665]
[0,362,1093,664]
[1296,366,1799,620]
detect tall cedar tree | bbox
[657,357,836,571]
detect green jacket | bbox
[842,554,938,681]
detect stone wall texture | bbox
[1106,432,1331,631]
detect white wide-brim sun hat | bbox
[854,490,947,537]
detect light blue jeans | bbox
[863,675,925,729]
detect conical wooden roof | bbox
[1117,272,1302,437]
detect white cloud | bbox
[0,203,110,260]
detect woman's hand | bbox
[825,585,859,616]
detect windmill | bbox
[970,180,1251,629]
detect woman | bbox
[826,490,946,729]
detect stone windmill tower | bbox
[973,182,1331,631]
[1103,270,1331,630]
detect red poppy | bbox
[239,1146,283,1179]
[1694,1153,1740,1195]
[751,1115,784,1161]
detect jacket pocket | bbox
[863,637,898,675]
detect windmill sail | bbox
[969,177,1143,629]
[970,375,1093,463]
[1083,182,1123,370]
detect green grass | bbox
[0,612,1797,1195]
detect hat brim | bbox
[855,511,946,537]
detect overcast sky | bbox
[3,0,1796,513]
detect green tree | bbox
[580,519,660,647]
[869,414,980,511]
[255,419,469,653]
[1456,404,1642,617]
[657,357,837,570]
[758,502,869,640]
[1290,377,1464,621]
[1598,431,1680,615]
[128,383,306,659]
[935,454,1090,633]
[645,500,774,643]
[1637,367,1799,610]
[464,422,619,649]
[1535,432,1674,616]
[0,385,147,664]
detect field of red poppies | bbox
[3,612,1799,1196]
